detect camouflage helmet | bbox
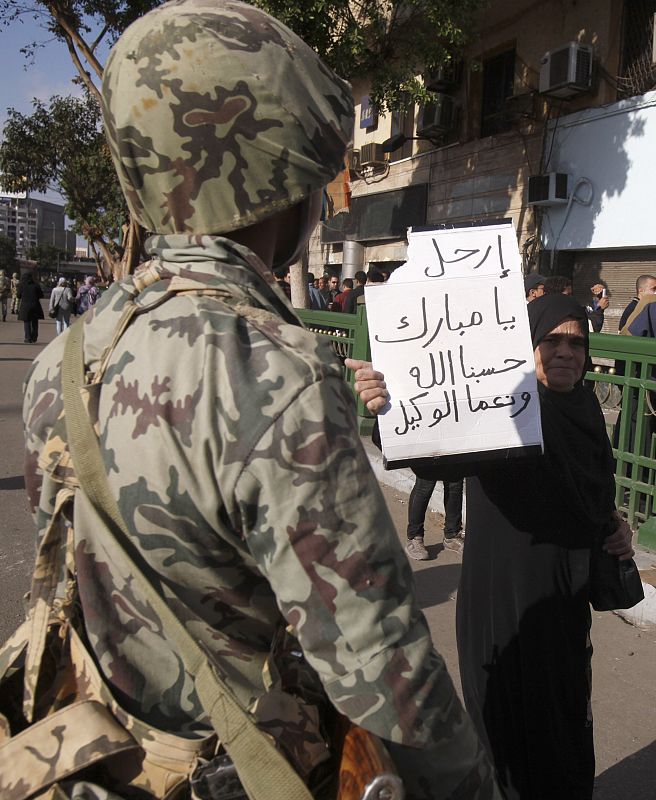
[102,0,354,236]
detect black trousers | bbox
[23,319,39,342]
[407,477,464,539]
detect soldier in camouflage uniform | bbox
[10,271,20,315]
[16,1,500,798]
[0,270,9,321]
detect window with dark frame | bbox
[389,102,415,161]
[617,0,656,98]
[480,48,516,138]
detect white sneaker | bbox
[443,534,464,554]
[406,537,429,560]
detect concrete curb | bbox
[362,437,656,628]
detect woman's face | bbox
[533,317,586,392]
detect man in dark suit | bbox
[619,274,656,331]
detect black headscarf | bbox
[480,294,616,546]
[528,294,587,354]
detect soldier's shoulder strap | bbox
[62,321,313,800]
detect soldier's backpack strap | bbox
[0,699,138,800]
[61,321,314,800]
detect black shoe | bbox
[24,339,31,343]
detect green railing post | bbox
[350,305,373,433]
[587,332,656,548]
[295,304,373,434]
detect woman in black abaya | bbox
[348,295,634,799]
[456,295,635,799]
[17,272,44,343]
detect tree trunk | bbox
[290,249,310,309]
[119,217,145,279]
[90,238,117,282]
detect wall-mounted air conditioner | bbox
[417,93,455,136]
[503,91,537,120]
[539,42,593,98]
[359,143,386,167]
[527,173,571,206]
[424,60,463,91]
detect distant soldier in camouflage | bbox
[9,271,19,315]
[16,1,500,798]
[0,269,9,321]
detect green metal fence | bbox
[297,310,656,548]
[295,305,374,432]
[587,333,656,549]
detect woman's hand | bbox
[603,511,635,561]
[344,359,389,414]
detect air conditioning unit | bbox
[359,142,385,167]
[503,91,536,120]
[527,173,571,206]
[417,93,455,136]
[424,60,462,91]
[539,42,593,97]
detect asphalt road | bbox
[0,308,55,640]
[1,307,655,798]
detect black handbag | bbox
[48,291,62,318]
[589,541,644,611]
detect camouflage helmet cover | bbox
[102,0,354,235]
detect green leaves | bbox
[26,243,67,267]
[0,93,128,259]
[251,0,484,111]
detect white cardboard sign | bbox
[365,222,543,466]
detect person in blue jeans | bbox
[406,472,464,560]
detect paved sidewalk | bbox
[0,308,57,641]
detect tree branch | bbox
[89,237,115,281]
[120,217,145,278]
[90,22,109,55]
[46,1,104,79]
[62,33,102,104]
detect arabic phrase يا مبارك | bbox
[375,286,516,348]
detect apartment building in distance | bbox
[0,194,76,259]
[312,0,656,332]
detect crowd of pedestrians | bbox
[1,271,101,341]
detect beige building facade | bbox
[309,0,655,324]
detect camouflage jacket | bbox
[23,234,497,799]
